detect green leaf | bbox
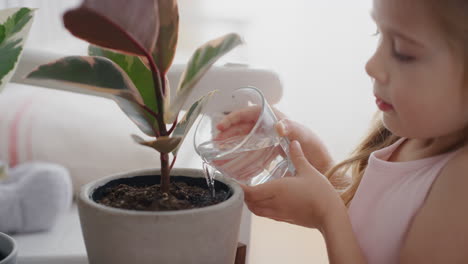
[3,7,31,37]
[89,45,158,115]
[0,25,6,44]
[152,0,179,75]
[113,96,156,136]
[0,7,34,92]
[63,0,159,56]
[171,91,216,155]
[0,39,21,86]
[164,33,243,123]
[132,134,182,153]
[27,56,139,97]
[26,56,156,136]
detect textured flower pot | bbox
[0,232,17,264]
[78,168,244,264]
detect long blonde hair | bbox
[325,0,468,206]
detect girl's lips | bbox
[375,98,394,112]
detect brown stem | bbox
[170,155,177,170]
[141,104,159,119]
[145,52,167,137]
[144,53,172,193]
[167,116,179,135]
[160,153,170,193]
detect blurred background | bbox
[1,0,376,262]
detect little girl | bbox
[217,0,468,262]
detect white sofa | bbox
[2,49,284,264]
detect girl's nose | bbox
[365,51,388,85]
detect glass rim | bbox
[193,86,268,159]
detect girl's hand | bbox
[241,141,343,229]
[216,106,333,174]
[275,119,333,174]
[215,106,287,140]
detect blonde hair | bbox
[426,0,468,84]
[325,0,468,206]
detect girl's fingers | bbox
[241,181,278,203]
[246,197,294,224]
[250,206,278,219]
[214,122,254,141]
[216,106,261,131]
[271,106,288,120]
[276,120,332,173]
[289,141,318,177]
[276,119,311,144]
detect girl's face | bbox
[366,0,468,139]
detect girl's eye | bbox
[392,40,416,62]
[392,50,415,62]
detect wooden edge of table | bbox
[235,242,247,264]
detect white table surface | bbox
[12,203,89,264]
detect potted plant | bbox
[25,1,245,263]
[0,7,35,264]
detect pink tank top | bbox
[348,138,461,264]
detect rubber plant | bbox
[25,0,242,195]
[0,7,35,180]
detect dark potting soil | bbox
[0,251,5,260]
[96,176,230,211]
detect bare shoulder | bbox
[435,146,468,193]
[399,146,468,263]
[445,145,468,171]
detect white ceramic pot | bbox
[0,232,17,264]
[78,168,244,264]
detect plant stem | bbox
[167,116,178,135]
[144,52,171,194]
[141,104,159,119]
[145,53,167,137]
[170,155,177,170]
[160,152,170,193]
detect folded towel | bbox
[0,162,72,234]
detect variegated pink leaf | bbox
[63,0,159,56]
